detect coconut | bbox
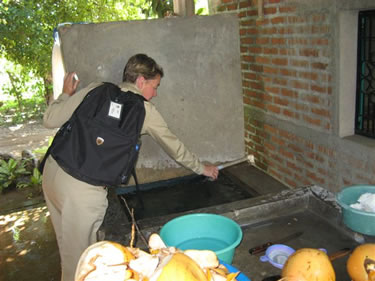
[75,241,135,281]
[347,243,375,281]
[151,252,208,281]
[75,234,239,281]
[280,248,335,281]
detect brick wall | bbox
[217,0,375,191]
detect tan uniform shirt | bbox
[43,82,204,175]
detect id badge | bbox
[108,101,123,119]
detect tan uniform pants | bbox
[42,156,108,281]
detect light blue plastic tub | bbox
[160,213,243,264]
[336,185,375,235]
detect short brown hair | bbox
[122,54,164,83]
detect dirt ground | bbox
[0,121,57,159]
[0,121,57,214]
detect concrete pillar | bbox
[173,0,195,16]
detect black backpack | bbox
[39,82,146,188]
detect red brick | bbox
[281,88,298,98]
[242,55,255,63]
[239,29,247,36]
[256,56,271,64]
[271,135,285,146]
[289,38,309,45]
[311,62,328,70]
[227,4,238,10]
[262,27,278,35]
[291,80,309,90]
[280,148,294,160]
[280,48,297,56]
[288,143,303,153]
[238,11,247,18]
[304,140,314,150]
[306,171,325,185]
[311,108,330,118]
[248,46,262,54]
[287,160,302,172]
[278,27,295,35]
[312,25,330,34]
[241,19,255,26]
[265,86,279,94]
[274,96,289,106]
[285,178,297,188]
[264,7,277,15]
[252,99,266,110]
[267,104,281,113]
[256,18,270,26]
[277,164,293,176]
[299,48,319,57]
[273,77,288,86]
[304,94,320,104]
[264,141,276,151]
[312,14,326,23]
[318,145,335,158]
[244,89,258,98]
[303,115,321,126]
[250,81,264,90]
[311,38,329,45]
[269,168,283,181]
[264,66,278,75]
[239,0,251,8]
[288,16,306,24]
[261,75,273,83]
[271,37,287,44]
[283,109,294,118]
[292,102,308,112]
[242,80,250,87]
[272,57,288,66]
[241,37,253,44]
[256,37,270,44]
[247,27,259,35]
[296,155,314,169]
[264,47,278,55]
[279,6,297,13]
[241,63,249,70]
[311,84,329,94]
[291,59,309,68]
[298,71,318,81]
[295,173,311,186]
[247,10,258,17]
[243,96,251,105]
[280,68,297,77]
[244,72,257,80]
[271,16,286,24]
[264,124,277,134]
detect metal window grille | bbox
[355,11,375,138]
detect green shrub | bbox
[0,158,30,193]
[0,97,46,127]
[17,167,43,194]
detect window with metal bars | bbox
[355,11,375,138]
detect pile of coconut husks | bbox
[75,233,239,281]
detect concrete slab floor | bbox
[0,163,289,281]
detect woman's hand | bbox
[203,165,219,180]
[62,72,80,96]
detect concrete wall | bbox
[55,14,245,183]
[217,0,375,192]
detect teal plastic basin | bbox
[336,185,375,235]
[160,213,243,264]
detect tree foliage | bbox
[0,0,162,103]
